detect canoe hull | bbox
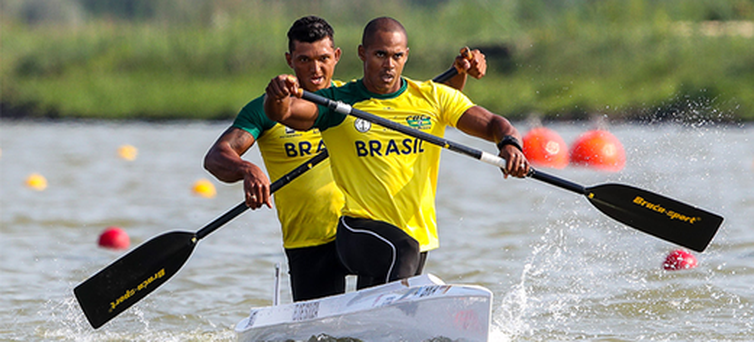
[235,274,492,342]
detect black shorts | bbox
[285,240,350,302]
[336,216,427,290]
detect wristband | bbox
[496,135,522,152]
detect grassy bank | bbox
[2,0,753,121]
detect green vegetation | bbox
[2,0,753,121]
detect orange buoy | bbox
[117,144,138,161]
[25,173,48,191]
[522,127,569,169]
[192,178,217,198]
[98,226,130,250]
[569,130,625,172]
[663,249,697,271]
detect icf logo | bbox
[354,118,371,133]
[406,115,432,129]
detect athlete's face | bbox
[358,30,409,94]
[286,38,341,92]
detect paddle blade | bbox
[74,231,197,329]
[585,183,723,252]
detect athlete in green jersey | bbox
[264,17,529,289]
[205,16,487,300]
[205,17,346,301]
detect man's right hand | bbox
[264,74,320,131]
[266,74,300,102]
[242,163,272,209]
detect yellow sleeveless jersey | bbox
[313,77,475,251]
[232,81,345,249]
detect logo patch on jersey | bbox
[354,118,372,133]
[406,115,432,130]
[284,126,297,135]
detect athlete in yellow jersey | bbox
[205,16,487,300]
[264,17,529,289]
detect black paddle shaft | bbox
[299,90,723,252]
[432,67,459,84]
[196,149,329,240]
[75,150,329,329]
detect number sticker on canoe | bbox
[292,302,320,321]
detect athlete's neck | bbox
[359,78,405,97]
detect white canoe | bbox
[235,274,492,342]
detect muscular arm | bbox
[456,106,529,178]
[204,127,256,182]
[264,75,320,131]
[203,127,272,208]
[442,72,468,91]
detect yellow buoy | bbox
[117,145,138,161]
[192,178,216,198]
[25,173,48,191]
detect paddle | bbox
[74,150,330,329]
[432,47,472,83]
[297,90,723,252]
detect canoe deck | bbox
[235,274,492,342]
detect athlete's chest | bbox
[323,102,441,159]
[348,96,442,135]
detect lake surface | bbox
[1,120,752,341]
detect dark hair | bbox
[287,16,335,52]
[362,17,406,48]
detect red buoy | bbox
[663,249,698,271]
[98,226,130,250]
[522,127,569,169]
[569,130,625,172]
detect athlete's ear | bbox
[334,47,342,63]
[285,52,293,68]
[358,45,365,62]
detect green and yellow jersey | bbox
[313,77,475,252]
[232,81,346,249]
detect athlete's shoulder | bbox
[407,76,456,94]
[402,76,426,88]
[233,94,277,137]
[403,77,459,103]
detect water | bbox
[1,120,752,341]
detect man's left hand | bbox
[499,146,529,178]
[454,48,487,79]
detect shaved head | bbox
[362,17,407,48]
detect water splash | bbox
[492,262,534,339]
[32,294,237,341]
